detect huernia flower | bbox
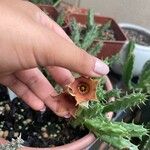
[67,77,98,105]
[54,77,98,116]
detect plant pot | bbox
[112,23,150,76]
[0,77,113,150]
[38,4,59,20]
[66,13,127,59]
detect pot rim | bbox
[1,76,113,150]
[119,23,150,48]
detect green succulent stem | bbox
[122,41,135,89]
[103,92,147,113]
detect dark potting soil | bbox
[122,28,150,46]
[0,98,88,148]
[0,84,9,101]
[100,29,115,41]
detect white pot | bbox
[112,23,150,76]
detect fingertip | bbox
[64,114,71,118]
[40,106,46,112]
[31,100,45,111]
[93,58,109,76]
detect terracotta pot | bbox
[38,4,58,21]
[67,13,127,59]
[0,76,113,150]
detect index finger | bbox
[31,24,109,77]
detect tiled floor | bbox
[63,0,150,30]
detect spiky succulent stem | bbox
[142,138,150,150]
[99,135,139,150]
[122,41,135,89]
[87,42,103,56]
[87,9,95,29]
[84,117,147,139]
[70,18,81,46]
[98,20,111,39]
[72,103,148,150]
[81,25,99,50]
[103,92,147,113]
[137,60,150,94]
[103,54,120,67]
[56,12,65,26]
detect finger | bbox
[18,1,109,76]
[15,68,72,117]
[47,66,74,86]
[0,75,45,111]
[0,1,109,77]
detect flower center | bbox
[78,83,89,94]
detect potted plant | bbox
[0,5,148,150]
[109,41,150,150]
[65,9,127,59]
[112,23,150,76]
[0,41,149,150]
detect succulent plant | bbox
[0,6,149,150]
[69,9,115,57]
[69,75,148,150]
[0,135,24,150]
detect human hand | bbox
[0,0,109,117]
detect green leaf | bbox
[103,92,147,113]
[122,41,135,89]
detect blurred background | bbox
[63,0,150,29]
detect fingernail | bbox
[64,114,71,118]
[94,59,109,75]
[40,106,46,112]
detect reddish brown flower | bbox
[67,77,98,105]
[53,93,77,117]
